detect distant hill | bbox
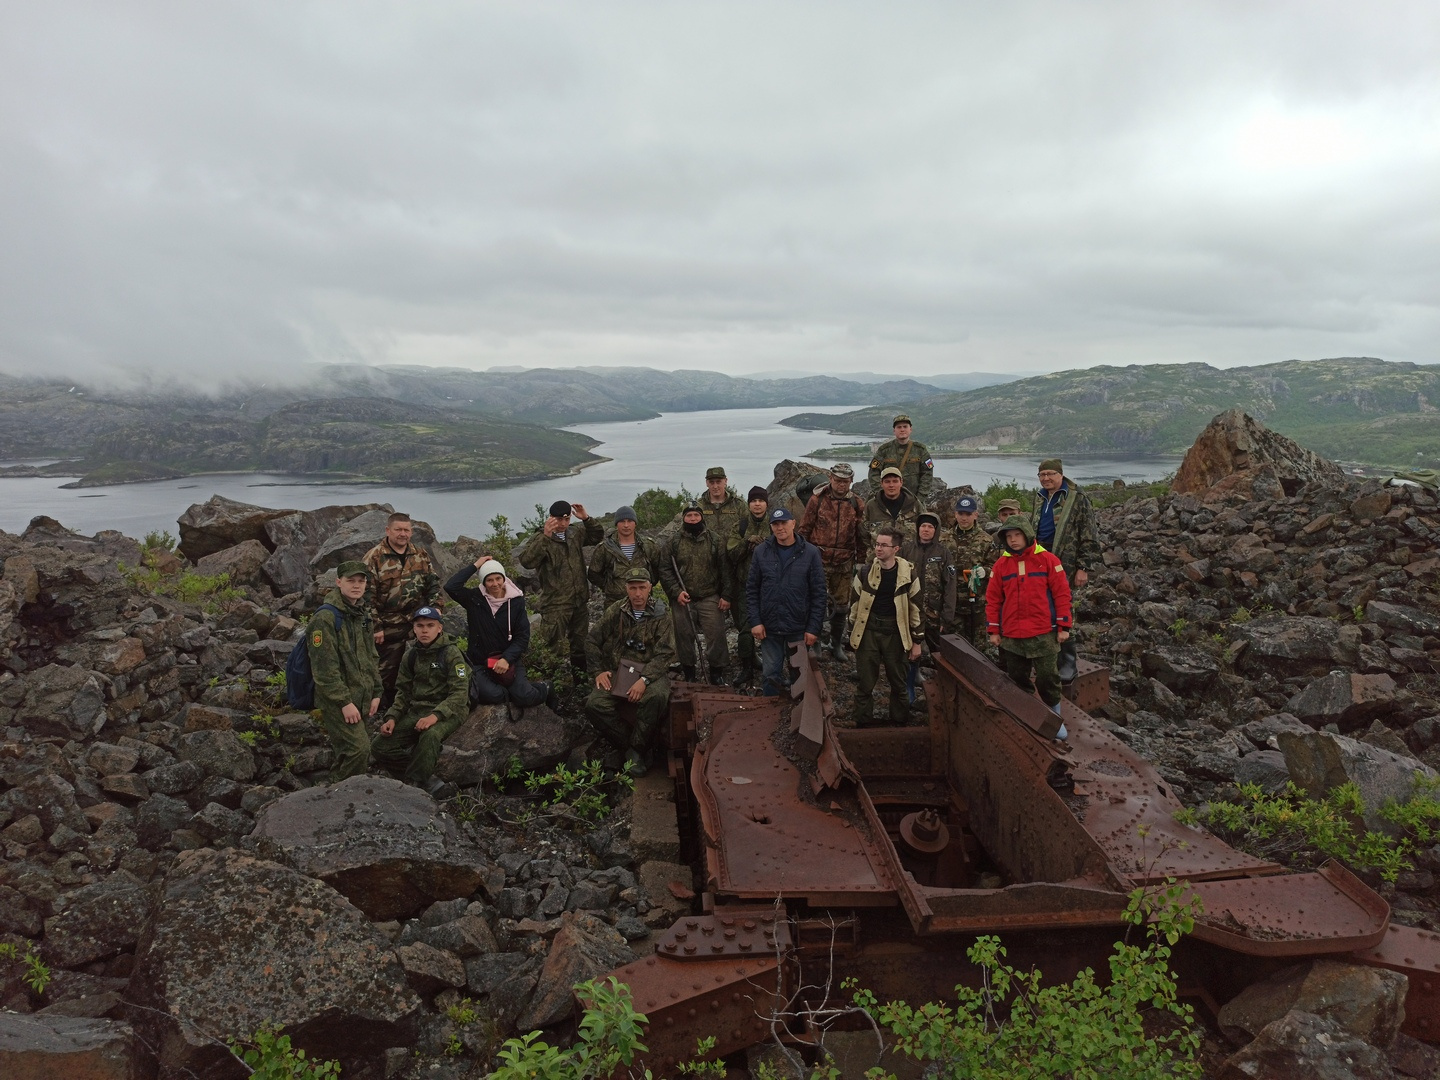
[782,358,1440,469]
[752,369,1027,392]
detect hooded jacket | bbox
[444,564,530,666]
[306,588,383,711]
[984,517,1073,641]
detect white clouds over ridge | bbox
[1,2,1436,385]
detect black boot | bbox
[542,682,559,711]
[570,655,588,675]
[708,669,729,686]
[732,662,754,689]
[1057,639,1078,683]
[830,614,850,663]
[682,665,697,682]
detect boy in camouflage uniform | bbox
[372,607,470,793]
[308,560,383,783]
[949,495,995,651]
[904,511,957,705]
[518,499,604,671]
[585,569,677,777]
[868,414,936,502]
[588,505,663,604]
[660,502,734,684]
[363,512,442,705]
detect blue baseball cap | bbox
[955,496,978,513]
[411,606,443,621]
[769,508,795,523]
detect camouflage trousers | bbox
[371,708,468,786]
[1000,632,1061,707]
[823,565,855,612]
[376,625,413,706]
[673,595,729,677]
[319,705,372,784]
[537,600,590,666]
[585,677,671,755]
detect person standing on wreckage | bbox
[1029,458,1101,683]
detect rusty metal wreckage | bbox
[596,635,1440,1073]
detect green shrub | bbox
[980,478,1027,518]
[143,529,176,551]
[491,977,650,1080]
[226,1023,339,1079]
[633,486,693,530]
[0,940,51,995]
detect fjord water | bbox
[0,406,1177,541]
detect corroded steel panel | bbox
[1062,660,1110,712]
[1186,861,1388,955]
[1351,923,1440,1041]
[835,727,933,777]
[655,910,792,961]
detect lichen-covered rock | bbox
[43,878,152,970]
[514,912,636,1031]
[1172,409,1344,501]
[1217,959,1408,1048]
[176,495,294,563]
[1234,615,1362,678]
[1218,1009,1397,1079]
[262,503,387,596]
[176,730,256,783]
[248,775,487,920]
[1280,730,1437,833]
[17,664,109,739]
[125,848,420,1077]
[0,1012,152,1080]
[194,540,271,593]
[435,703,589,787]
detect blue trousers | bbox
[759,634,804,697]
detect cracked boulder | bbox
[1279,730,1437,834]
[16,664,109,740]
[1234,615,1362,678]
[1285,672,1398,732]
[515,912,637,1032]
[0,1013,151,1080]
[1217,958,1407,1048]
[125,848,419,1077]
[176,495,294,563]
[248,775,487,920]
[435,703,589,787]
[43,878,152,970]
[1218,1010,1395,1080]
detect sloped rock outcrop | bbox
[1172,409,1345,501]
[176,496,295,563]
[0,1012,152,1080]
[125,848,420,1077]
[247,775,486,920]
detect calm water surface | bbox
[0,407,1177,541]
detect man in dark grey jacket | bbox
[745,508,826,698]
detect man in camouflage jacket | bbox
[902,511,957,705]
[659,503,734,684]
[1030,458,1101,679]
[948,495,995,652]
[308,560,383,783]
[518,499,604,670]
[588,505,663,605]
[371,607,469,792]
[363,512,442,705]
[695,465,746,551]
[585,569,677,776]
[868,414,936,502]
[864,467,921,549]
[800,463,868,661]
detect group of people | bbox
[303,415,1101,788]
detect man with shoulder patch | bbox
[659,501,733,684]
[1029,458,1100,679]
[800,462,867,661]
[518,499,604,672]
[847,527,924,727]
[364,512,443,706]
[868,414,936,503]
[308,560,383,783]
[864,466,921,549]
[949,495,994,651]
[371,607,470,796]
[585,569,676,778]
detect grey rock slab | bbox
[194,539,271,592]
[415,914,498,958]
[1279,730,1437,833]
[17,664,108,739]
[1232,750,1291,793]
[248,774,487,920]
[176,494,294,562]
[1235,615,1362,677]
[1285,672,1398,732]
[0,1013,151,1080]
[1218,1010,1397,1080]
[176,729,256,782]
[1217,959,1408,1047]
[43,878,152,969]
[134,793,193,851]
[125,848,420,1077]
[464,951,531,996]
[515,912,636,1032]
[434,702,589,786]
[1367,600,1440,638]
[308,508,436,574]
[1140,646,1221,695]
[395,941,467,996]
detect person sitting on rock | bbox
[308,560,383,783]
[985,516,1072,738]
[372,607,470,795]
[584,568,676,777]
[444,557,556,715]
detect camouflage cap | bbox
[828,462,854,479]
[892,414,911,427]
[336,559,371,579]
[880,466,904,479]
[625,567,652,583]
[1039,458,1063,474]
[682,501,703,515]
[996,499,1023,513]
[705,466,727,480]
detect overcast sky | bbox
[2,2,1437,387]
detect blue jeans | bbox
[759,634,804,697]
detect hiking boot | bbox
[424,776,456,800]
[829,615,849,663]
[708,669,729,686]
[623,750,650,778]
[732,663,754,689]
[542,682,559,711]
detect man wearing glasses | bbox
[1031,458,1100,680]
[846,527,924,727]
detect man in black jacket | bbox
[444,557,555,713]
[745,508,826,698]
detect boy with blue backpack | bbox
[306,560,383,782]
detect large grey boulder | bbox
[435,703,589,787]
[0,1013,152,1080]
[1367,601,1440,638]
[176,495,294,563]
[1171,409,1344,501]
[262,503,387,596]
[248,775,487,920]
[1218,1010,1396,1080]
[1140,646,1220,695]
[17,664,108,739]
[1278,730,1436,833]
[193,540,270,592]
[1285,672,1398,732]
[1234,615,1362,677]
[125,848,420,1077]
[1217,959,1408,1047]
[44,878,152,969]
[176,730,256,783]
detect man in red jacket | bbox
[985,516,1072,721]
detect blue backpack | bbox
[284,604,343,709]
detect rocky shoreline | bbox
[1,412,1438,1078]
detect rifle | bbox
[669,554,707,683]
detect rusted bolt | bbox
[674,931,687,941]
[665,943,677,952]
[725,929,737,939]
[739,941,753,951]
[701,924,715,936]
[744,920,757,930]
[684,944,697,954]
[711,943,724,952]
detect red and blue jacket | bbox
[985,537,1072,640]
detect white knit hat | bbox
[478,559,506,580]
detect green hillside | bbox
[783,358,1440,469]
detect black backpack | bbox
[284,604,342,709]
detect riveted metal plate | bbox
[1186,861,1389,955]
[1062,660,1110,712]
[655,911,793,960]
[1351,922,1440,1041]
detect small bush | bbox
[633,486,694,530]
[980,478,1027,518]
[227,1023,339,1079]
[0,940,51,995]
[143,529,176,551]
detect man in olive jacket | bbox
[371,607,470,792]
[659,502,733,684]
[308,560,384,783]
[585,569,677,777]
[1030,458,1101,680]
[518,499,604,670]
[588,505,663,605]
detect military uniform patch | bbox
[456,664,467,679]
[312,631,323,646]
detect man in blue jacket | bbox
[745,508,826,697]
